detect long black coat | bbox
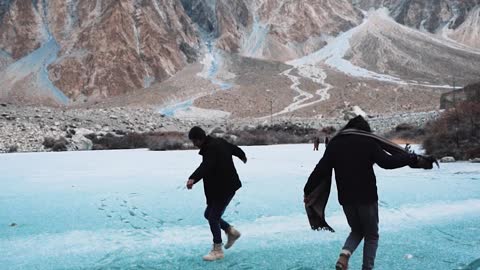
[304,134,416,205]
[190,136,246,204]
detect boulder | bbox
[440,156,456,163]
[69,128,95,151]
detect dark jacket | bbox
[190,136,245,203]
[304,134,416,205]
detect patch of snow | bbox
[173,106,231,120]
[143,76,155,88]
[159,99,194,117]
[0,37,69,104]
[240,17,269,58]
[132,21,141,55]
[197,36,233,90]
[352,105,366,117]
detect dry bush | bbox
[383,123,425,142]
[147,132,190,151]
[423,100,480,160]
[90,132,148,149]
[229,124,318,145]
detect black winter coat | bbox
[304,134,416,205]
[190,136,246,204]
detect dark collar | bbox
[199,136,212,155]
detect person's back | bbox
[325,135,382,205]
[304,116,416,270]
[197,136,242,200]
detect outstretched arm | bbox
[372,142,416,169]
[230,142,247,163]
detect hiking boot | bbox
[203,243,224,261]
[224,226,241,249]
[335,253,350,270]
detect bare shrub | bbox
[383,123,425,142]
[147,132,190,151]
[43,137,56,148]
[7,145,18,153]
[423,99,480,160]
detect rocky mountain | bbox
[0,0,479,120]
[0,0,199,104]
[353,0,479,31]
[183,0,362,61]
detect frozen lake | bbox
[0,145,479,270]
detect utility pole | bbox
[270,99,273,124]
[266,89,273,124]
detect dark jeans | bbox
[204,193,235,244]
[342,203,379,270]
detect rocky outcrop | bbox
[216,0,252,53]
[250,0,362,60]
[52,0,199,102]
[448,6,480,49]
[184,0,362,61]
[0,0,45,60]
[180,0,217,33]
[0,0,199,104]
[353,0,480,33]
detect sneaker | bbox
[224,226,241,249]
[203,243,224,261]
[336,253,350,270]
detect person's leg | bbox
[206,194,235,244]
[342,205,364,254]
[202,195,234,261]
[336,205,364,270]
[358,203,379,270]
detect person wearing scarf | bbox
[303,116,437,270]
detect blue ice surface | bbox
[0,144,479,270]
[159,99,194,117]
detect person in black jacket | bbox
[304,116,417,270]
[187,126,247,261]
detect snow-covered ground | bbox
[0,145,479,270]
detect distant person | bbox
[187,126,247,261]
[325,136,330,145]
[313,136,320,151]
[304,116,420,270]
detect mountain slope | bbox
[344,10,480,86]
[448,6,480,49]
[353,0,480,32]
[0,0,199,104]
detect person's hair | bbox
[188,126,206,140]
[341,115,372,132]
